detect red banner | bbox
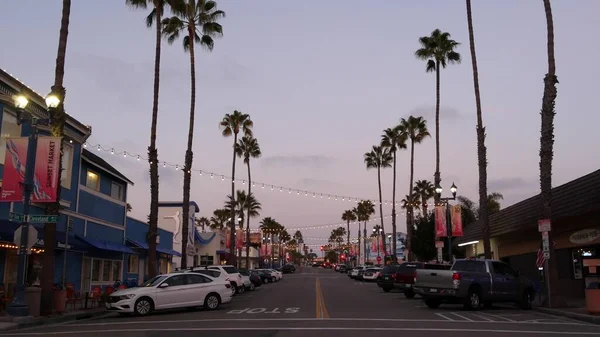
[435,206,446,238]
[451,205,463,237]
[33,137,60,202]
[236,229,244,249]
[0,138,28,202]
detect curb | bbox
[2,310,109,331]
[535,307,600,325]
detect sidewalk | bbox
[535,306,600,325]
[0,308,109,331]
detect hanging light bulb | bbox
[242,180,245,185]
[288,189,291,193]
[280,187,283,192]
[271,185,274,191]
[210,173,214,179]
[83,143,87,148]
[175,165,179,170]
[297,191,300,195]
[163,162,166,168]
[262,184,265,189]
[123,151,127,157]
[97,145,100,151]
[221,175,225,181]
[199,171,202,175]
[137,155,140,161]
[110,148,114,155]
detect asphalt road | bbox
[1,266,598,336]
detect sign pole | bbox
[7,124,40,317]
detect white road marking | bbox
[435,313,454,321]
[472,314,494,322]
[62,317,590,328]
[3,327,600,336]
[480,313,516,322]
[227,308,300,314]
[449,312,474,321]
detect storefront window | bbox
[91,258,122,283]
[92,260,101,281]
[127,255,138,273]
[159,259,168,274]
[573,248,596,280]
[200,255,213,266]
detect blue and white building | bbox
[0,69,180,297]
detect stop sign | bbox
[377,256,382,262]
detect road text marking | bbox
[227,308,300,314]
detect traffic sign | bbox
[538,219,551,232]
[28,215,58,223]
[9,212,25,222]
[435,241,445,248]
[14,225,38,250]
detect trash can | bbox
[585,282,600,315]
[25,287,42,317]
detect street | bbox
[1,267,598,336]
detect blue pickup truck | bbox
[413,258,535,310]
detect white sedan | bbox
[267,269,283,281]
[362,267,382,281]
[105,272,233,315]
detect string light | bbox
[248,213,399,232]
[82,142,399,207]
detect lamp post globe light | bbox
[435,182,458,264]
[7,94,58,317]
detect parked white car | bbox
[205,265,245,294]
[362,267,382,281]
[241,274,255,291]
[105,272,233,315]
[267,269,283,281]
[186,268,238,296]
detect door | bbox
[154,274,187,309]
[82,257,92,293]
[184,274,210,306]
[138,258,145,283]
[491,261,519,300]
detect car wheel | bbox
[249,283,256,291]
[230,284,237,296]
[519,290,533,310]
[134,297,153,316]
[204,293,221,310]
[237,285,245,294]
[271,277,276,283]
[464,288,482,311]
[404,290,416,299]
[264,278,269,284]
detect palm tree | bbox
[414,29,461,203]
[540,0,558,307]
[364,146,392,256]
[260,217,282,267]
[220,111,253,264]
[457,192,504,226]
[399,116,430,260]
[465,0,491,260]
[42,0,72,316]
[401,194,421,214]
[224,191,261,267]
[195,216,210,232]
[162,0,225,268]
[126,0,181,280]
[235,135,262,268]
[242,193,262,268]
[293,230,304,244]
[381,126,407,261]
[413,180,435,218]
[209,208,229,229]
[341,210,357,249]
[357,200,375,263]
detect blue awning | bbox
[37,230,89,252]
[126,239,181,257]
[77,235,137,254]
[195,231,216,245]
[216,250,229,255]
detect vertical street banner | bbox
[33,137,60,202]
[451,205,464,237]
[235,229,244,249]
[260,243,267,256]
[434,206,446,238]
[371,237,377,252]
[0,137,28,202]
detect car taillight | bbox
[391,273,397,280]
[413,271,417,283]
[452,272,462,280]
[225,283,231,288]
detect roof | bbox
[82,148,134,185]
[456,169,600,244]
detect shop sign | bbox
[569,229,600,244]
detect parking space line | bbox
[480,313,515,322]
[435,313,454,321]
[472,314,494,322]
[449,312,474,321]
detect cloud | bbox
[297,178,342,189]
[406,105,468,121]
[488,177,536,191]
[260,155,338,169]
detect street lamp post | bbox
[387,234,392,260]
[372,227,382,258]
[7,94,59,317]
[435,182,458,263]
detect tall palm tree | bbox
[220,111,253,264]
[126,0,181,280]
[540,0,558,307]
[225,191,261,267]
[195,216,210,232]
[242,193,262,268]
[399,116,430,261]
[352,206,362,263]
[457,192,504,226]
[209,208,229,229]
[414,29,461,203]
[293,230,304,244]
[413,180,435,218]
[42,0,72,316]
[235,135,262,268]
[162,0,225,268]
[364,146,392,256]
[341,210,357,249]
[357,200,375,263]
[381,126,407,261]
[465,0,491,260]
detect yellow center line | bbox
[315,277,329,319]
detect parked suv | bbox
[191,265,244,294]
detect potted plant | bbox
[586,282,600,315]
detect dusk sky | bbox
[1,0,598,249]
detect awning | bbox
[216,250,229,255]
[36,230,89,252]
[76,235,137,254]
[126,239,181,257]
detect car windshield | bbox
[140,275,168,287]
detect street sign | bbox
[28,215,58,223]
[9,212,25,222]
[14,225,38,250]
[435,241,445,248]
[437,247,443,262]
[538,219,551,232]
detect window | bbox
[111,182,124,201]
[186,274,210,284]
[164,274,185,286]
[0,111,22,165]
[159,259,168,274]
[491,261,517,277]
[86,170,99,190]
[91,259,122,282]
[196,270,221,278]
[222,266,238,274]
[61,143,73,189]
[200,255,214,266]
[193,255,199,267]
[127,255,139,274]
